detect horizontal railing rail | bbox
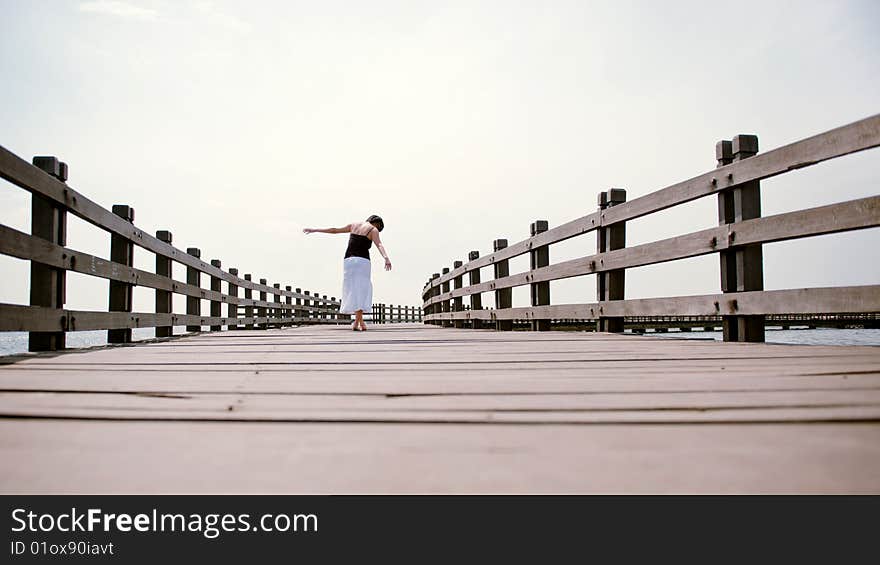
[421,114,880,341]
[0,145,422,351]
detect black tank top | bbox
[345,233,372,259]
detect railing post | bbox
[210,260,222,331]
[530,220,550,331]
[718,134,765,342]
[108,205,135,343]
[441,267,451,327]
[243,274,254,330]
[323,295,329,321]
[274,284,282,327]
[28,156,68,351]
[596,189,626,333]
[717,139,736,340]
[330,296,337,322]
[228,268,239,329]
[258,279,268,329]
[186,248,202,333]
[429,273,440,325]
[493,239,512,331]
[304,291,311,323]
[285,286,293,326]
[295,288,303,322]
[155,230,173,338]
[452,261,464,328]
[467,251,483,329]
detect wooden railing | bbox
[0,146,415,351]
[366,303,423,324]
[422,114,880,342]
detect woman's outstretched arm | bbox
[303,224,352,235]
[369,229,392,271]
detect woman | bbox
[303,215,392,331]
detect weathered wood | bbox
[258,279,268,329]
[210,260,223,331]
[273,284,282,327]
[304,291,312,323]
[155,230,174,338]
[108,205,135,343]
[285,286,293,326]
[493,239,512,331]
[243,274,254,330]
[717,139,736,306]
[597,190,626,333]
[530,221,550,331]
[228,268,239,329]
[0,304,347,332]
[0,221,377,317]
[424,284,880,321]
[295,288,303,320]
[725,134,765,342]
[28,156,68,351]
[185,248,202,333]
[467,251,483,329]
[441,268,451,328]
[2,148,338,305]
[429,273,440,325]
[423,195,880,308]
[1,324,879,493]
[425,114,880,292]
[453,262,464,329]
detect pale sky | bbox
[1,0,878,315]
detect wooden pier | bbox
[1,115,879,493]
[1,323,879,493]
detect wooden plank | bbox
[2,388,878,414]
[1,324,878,494]
[2,420,877,493]
[0,402,878,423]
[0,303,66,332]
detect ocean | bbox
[0,326,878,357]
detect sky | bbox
[0,0,878,316]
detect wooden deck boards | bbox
[1,324,878,493]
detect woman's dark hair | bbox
[366,214,384,232]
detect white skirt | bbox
[340,256,372,314]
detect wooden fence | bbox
[422,114,880,342]
[0,146,417,351]
[366,303,423,324]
